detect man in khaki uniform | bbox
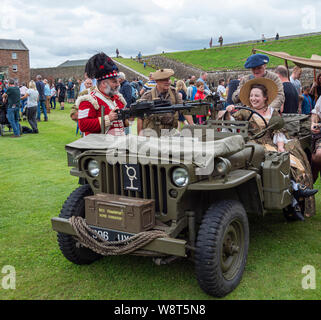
[137,68,193,136]
[232,54,285,110]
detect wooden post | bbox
[314,68,317,81]
[284,60,289,79]
[101,105,105,134]
[313,69,318,103]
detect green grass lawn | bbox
[0,105,320,300]
[161,34,321,71]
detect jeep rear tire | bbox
[195,200,249,297]
[57,184,102,265]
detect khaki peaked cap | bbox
[152,69,174,80]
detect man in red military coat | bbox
[76,52,127,136]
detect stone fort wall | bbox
[30,61,147,84]
[143,54,318,89]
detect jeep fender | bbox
[188,170,264,215]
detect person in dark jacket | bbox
[2,79,21,137]
[118,72,133,108]
[226,75,243,106]
[118,72,133,135]
[275,65,299,114]
[35,75,48,121]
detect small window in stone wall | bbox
[12,52,17,59]
[12,65,18,72]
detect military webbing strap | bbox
[146,87,178,135]
[151,87,177,104]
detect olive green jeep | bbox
[51,109,312,298]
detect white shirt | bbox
[290,76,301,94]
[20,86,28,96]
[312,96,321,118]
[217,85,226,101]
[26,89,39,108]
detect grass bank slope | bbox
[162,34,321,71]
[114,57,156,77]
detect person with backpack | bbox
[118,72,134,107]
[67,78,75,103]
[118,72,135,135]
[130,82,138,102]
[187,80,197,100]
[56,79,67,110]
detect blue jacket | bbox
[301,94,315,114]
[120,80,133,108]
[36,81,45,101]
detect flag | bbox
[209,37,213,48]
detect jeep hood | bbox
[66,134,245,169]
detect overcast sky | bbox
[1,0,320,68]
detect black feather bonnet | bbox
[85,52,119,81]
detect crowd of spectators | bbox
[0,75,86,137]
[178,67,321,118]
[1,63,321,140]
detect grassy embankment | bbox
[162,35,321,71]
[0,106,320,300]
[114,57,157,77]
[114,57,176,81]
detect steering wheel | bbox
[224,106,269,139]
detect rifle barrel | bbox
[116,101,211,121]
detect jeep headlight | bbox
[87,160,100,177]
[214,158,231,176]
[172,167,189,187]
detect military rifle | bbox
[116,98,211,121]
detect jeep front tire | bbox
[57,185,102,265]
[195,200,249,297]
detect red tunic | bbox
[77,89,125,136]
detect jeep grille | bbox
[100,161,168,215]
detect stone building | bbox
[57,59,88,68]
[0,39,30,84]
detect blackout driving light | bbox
[214,158,231,176]
[172,167,189,187]
[88,160,100,177]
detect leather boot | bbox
[283,204,305,222]
[294,184,318,200]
